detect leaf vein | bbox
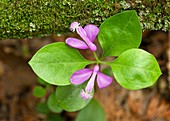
[103,12,135,57]
[111,64,159,73]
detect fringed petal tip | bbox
[66,38,89,49]
[80,90,93,100]
[97,72,113,89]
[70,69,93,85]
[70,22,80,32]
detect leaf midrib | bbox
[30,61,91,64]
[103,12,135,57]
[110,63,160,74]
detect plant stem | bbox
[93,52,112,65]
[93,52,100,64]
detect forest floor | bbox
[0,30,170,121]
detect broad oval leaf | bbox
[47,93,63,113]
[55,83,93,112]
[76,99,106,121]
[36,77,49,86]
[109,49,162,90]
[98,10,142,57]
[29,42,91,85]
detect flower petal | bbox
[97,72,113,89]
[70,69,93,85]
[85,71,97,92]
[84,24,99,42]
[76,26,87,36]
[66,38,89,49]
[77,27,97,52]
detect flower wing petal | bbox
[66,38,88,49]
[97,72,113,89]
[84,24,99,42]
[71,69,93,85]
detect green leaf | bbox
[37,76,49,86]
[29,42,92,86]
[47,93,63,113]
[109,49,162,90]
[37,102,50,114]
[98,10,142,57]
[102,67,113,77]
[46,114,62,121]
[55,83,93,112]
[76,99,106,121]
[33,86,46,98]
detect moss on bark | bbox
[0,0,170,39]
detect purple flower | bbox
[66,22,99,52]
[70,65,113,100]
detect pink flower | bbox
[66,22,99,52]
[70,65,113,100]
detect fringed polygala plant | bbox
[29,10,161,112]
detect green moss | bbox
[132,0,170,31]
[0,0,169,39]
